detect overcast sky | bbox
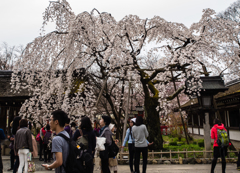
[0,0,236,47]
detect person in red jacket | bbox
[210,118,229,173]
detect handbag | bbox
[28,162,36,172]
[109,157,118,167]
[96,137,106,151]
[108,138,119,158]
[27,152,32,162]
[96,127,108,151]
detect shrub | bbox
[172,137,179,142]
[198,139,204,147]
[169,141,178,146]
[177,142,185,146]
[192,141,197,145]
[181,138,186,142]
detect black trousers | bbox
[134,147,148,173]
[211,147,227,173]
[39,140,43,159]
[128,143,135,172]
[13,155,19,173]
[43,144,51,162]
[0,147,3,173]
[100,146,110,173]
[10,149,15,169]
[237,151,240,167]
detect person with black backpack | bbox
[42,110,72,173]
[43,124,52,163]
[72,116,96,173]
[210,118,230,173]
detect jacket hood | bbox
[213,123,225,130]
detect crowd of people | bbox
[0,111,240,173]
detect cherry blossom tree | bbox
[217,0,240,79]
[10,0,238,149]
[0,42,23,70]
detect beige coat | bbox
[31,135,38,157]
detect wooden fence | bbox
[119,149,240,161]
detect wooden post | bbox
[203,112,211,158]
[161,150,162,159]
[186,149,188,158]
[193,150,195,158]
[152,150,154,159]
[178,149,180,158]
[170,150,172,160]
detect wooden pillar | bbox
[203,112,211,158]
[198,114,200,135]
[192,114,194,134]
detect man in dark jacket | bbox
[0,128,6,173]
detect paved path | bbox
[3,164,239,173]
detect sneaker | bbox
[7,168,13,171]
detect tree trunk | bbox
[144,96,163,150]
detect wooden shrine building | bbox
[182,78,240,145]
[0,71,30,134]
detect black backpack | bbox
[79,150,93,173]
[108,137,119,158]
[57,133,82,173]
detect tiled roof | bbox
[0,70,29,97]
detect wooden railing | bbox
[118,149,239,161]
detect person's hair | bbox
[70,122,76,127]
[51,110,68,127]
[19,119,28,128]
[66,117,70,124]
[135,116,143,126]
[46,124,50,131]
[28,121,32,130]
[12,116,22,135]
[129,120,136,135]
[80,117,93,131]
[214,118,221,125]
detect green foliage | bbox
[163,143,204,152]
[198,139,204,147]
[177,142,185,146]
[192,141,197,145]
[169,141,178,146]
[181,138,186,142]
[162,135,170,142]
[171,137,179,142]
